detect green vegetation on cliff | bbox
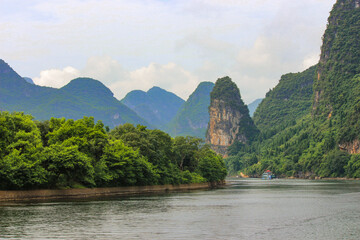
[225,0,360,178]
[210,77,246,108]
[210,76,259,143]
[253,65,316,136]
[313,0,360,144]
[0,112,226,190]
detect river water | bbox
[1,179,360,239]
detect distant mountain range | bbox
[23,77,34,84]
[0,59,264,138]
[121,86,184,130]
[166,82,214,138]
[0,59,148,127]
[247,98,263,117]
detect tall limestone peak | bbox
[206,76,258,156]
[313,0,360,116]
[310,0,360,152]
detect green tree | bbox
[197,146,227,182]
[0,112,46,189]
[345,154,360,178]
[173,136,202,171]
[47,117,108,161]
[318,149,350,178]
[0,149,47,190]
[101,140,159,186]
[41,144,95,188]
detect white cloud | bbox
[303,54,320,69]
[1,0,335,103]
[33,66,80,88]
[129,62,200,99]
[82,56,129,84]
[32,56,201,100]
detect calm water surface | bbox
[1,179,360,239]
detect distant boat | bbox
[262,170,275,180]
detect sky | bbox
[0,0,335,103]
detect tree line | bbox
[0,112,227,190]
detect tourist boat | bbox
[262,170,275,180]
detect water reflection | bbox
[1,179,360,239]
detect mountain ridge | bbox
[121,86,184,129]
[166,81,214,138]
[225,0,360,179]
[0,59,148,128]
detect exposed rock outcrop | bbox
[206,77,258,156]
[339,139,360,154]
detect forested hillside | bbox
[225,0,360,178]
[253,65,316,136]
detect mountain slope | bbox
[225,0,360,178]
[23,77,34,84]
[166,81,214,138]
[253,65,316,133]
[312,0,360,146]
[0,60,148,127]
[247,98,263,117]
[121,86,184,129]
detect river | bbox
[1,179,360,239]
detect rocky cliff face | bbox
[313,0,360,115]
[207,99,245,155]
[310,0,360,152]
[339,139,360,154]
[206,77,258,156]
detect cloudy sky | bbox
[0,0,334,103]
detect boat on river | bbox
[262,170,275,180]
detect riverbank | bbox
[232,175,360,180]
[0,182,225,202]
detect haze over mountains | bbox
[121,86,184,130]
[0,58,263,138]
[0,59,148,127]
[166,82,215,138]
[248,99,263,117]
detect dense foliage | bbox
[0,112,226,190]
[253,65,316,133]
[225,0,360,178]
[166,82,214,138]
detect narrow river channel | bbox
[1,179,360,239]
